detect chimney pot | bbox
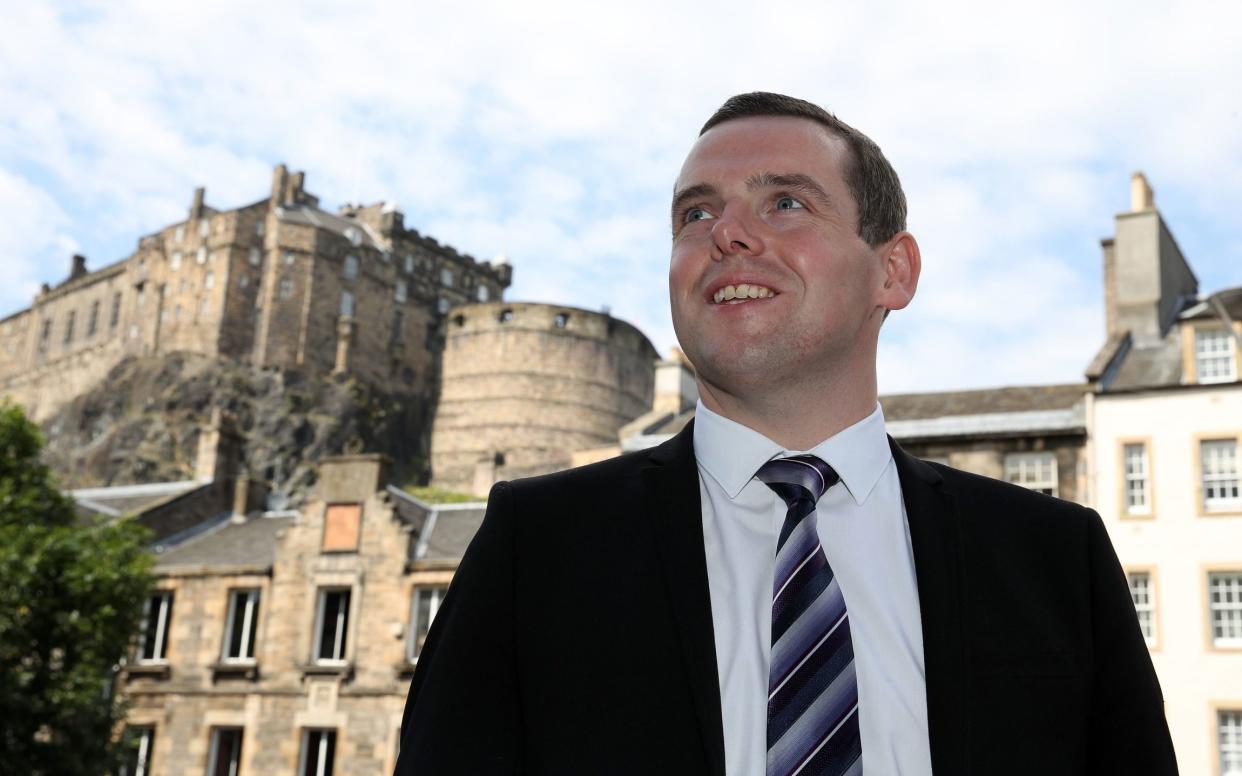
[1130,172,1154,213]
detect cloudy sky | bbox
[2,1,1238,393]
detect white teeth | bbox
[712,284,774,303]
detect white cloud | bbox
[0,0,1239,390]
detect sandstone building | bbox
[0,164,512,422]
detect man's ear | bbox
[878,231,921,313]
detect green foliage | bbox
[404,485,479,504]
[0,401,155,775]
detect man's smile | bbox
[711,283,778,304]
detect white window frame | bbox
[1196,328,1238,384]
[221,589,260,663]
[313,588,351,665]
[1126,571,1156,646]
[1123,442,1151,515]
[1221,710,1242,776]
[299,729,337,776]
[207,727,243,776]
[1004,452,1058,497]
[407,585,449,662]
[1209,572,1242,648]
[1202,439,1241,511]
[120,725,155,776]
[137,591,173,663]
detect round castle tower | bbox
[430,301,658,495]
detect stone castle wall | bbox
[431,301,659,493]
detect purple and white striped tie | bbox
[757,455,861,776]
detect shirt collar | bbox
[692,400,892,506]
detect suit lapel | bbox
[890,439,968,775]
[642,421,726,776]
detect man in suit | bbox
[396,92,1178,775]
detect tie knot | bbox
[756,454,840,506]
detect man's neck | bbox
[696,369,878,451]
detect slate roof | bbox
[275,204,385,250]
[154,515,292,571]
[387,486,486,564]
[879,383,1086,420]
[71,480,207,519]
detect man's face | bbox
[669,115,890,398]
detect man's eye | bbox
[775,196,804,211]
[684,207,713,223]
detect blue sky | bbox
[2,1,1239,393]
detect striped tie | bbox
[757,455,862,776]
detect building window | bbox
[299,729,337,776]
[313,589,351,663]
[343,255,358,280]
[136,283,146,306]
[207,727,243,776]
[239,275,249,289]
[87,300,100,337]
[110,292,122,328]
[38,319,51,351]
[1123,443,1150,515]
[404,255,414,274]
[196,246,207,264]
[119,726,155,776]
[1004,452,1058,496]
[278,278,294,300]
[440,268,454,287]
[63,310,76,345]
[1127,571,1155,646]
[322,504,361,552]
[255,219,265,237]
[221,589,260,663]
[498,308,513,324]
[1221,710,1242,775]
[477,285,490,302]
[437,297,450,315]
[339,291,355,318]
[1197,329,1237,383]
[174,304,182,322]
[394,281,408,304]
[408,586,448,662]
[346,227,362,246]
[1202,439,1241,510]
[170,251,182,270]
[137,591,173,662]
[175,225,185,243]
[204,271,215,290]
[283,252,296,265]
[554,312,569,328]
[249,247,261,266]
[199,219,210,237]
[1210,572,1242,647]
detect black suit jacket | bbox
[396,421,1177,775]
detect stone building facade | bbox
[0,164,511,421]
[430,301,659,495]
[121,454,485,776]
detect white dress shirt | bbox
[694,400,934,776]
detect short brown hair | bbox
[700,92,906,247]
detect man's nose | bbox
[710,206,765,259]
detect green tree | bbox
[0,401,154,775]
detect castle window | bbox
[63,311,76,345]
[199,219,209,237]
[313,589,351,664]
[136,283,146,306]
[1004,452,1058,497]
[299,729,337,776]
[221,589,260,663]
[440,268,454,287]
[453,314,465,328]
[239,275,249,289]
[1197,328,1237,383]
[204,271,215,290]
[196,246,207,264]
[283,252,296,265]
[477,285,490,302]
[346,227,362,246]
[200,297,210,316]
[87,301,100,337]
[339,291,355,317]
[174,304,182,321]
[129,324,139,339]
[249,247,262,266]
[255,219,265,237]
[404,255,414,274]
[39,319,51,351]
[121,725,155,776]
[408,586,449,662]
[175,224,185,242]
[394,281,408,304]
[499,309,513,324]
[170,251,182,270]
[110,293,122,328]
[137,591,173,662]
[343,255,358,280]
[554,312,570,329]
[437,297,450,315]
[278,278,294,300]
[207,727,244,776]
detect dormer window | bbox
[1196,328,1237,383]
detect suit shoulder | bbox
[502,447,651,503]
[928,459,1093,522]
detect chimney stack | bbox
[69,254,88,281]
[190,186,206,221]
[1130,172,1154,213]
[270,163,289,207]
